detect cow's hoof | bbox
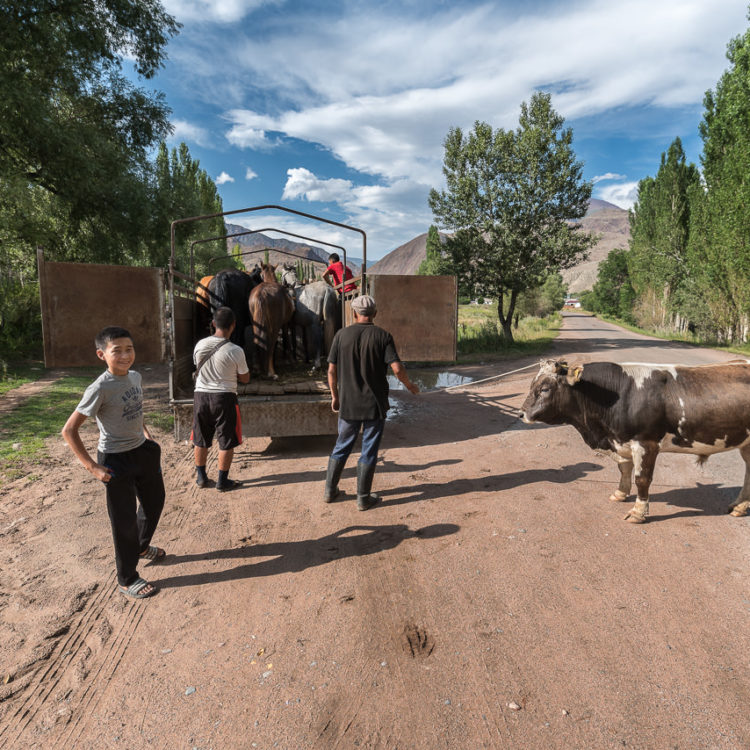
[729,506,748,517]
[624,511,647,523]
[609,491,628,502]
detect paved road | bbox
[4,314,749,749]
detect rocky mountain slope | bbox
[368,198,629,292]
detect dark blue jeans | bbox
[331,418,385,466]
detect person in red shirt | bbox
[322,253,356,295]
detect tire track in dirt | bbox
[0,441,199,747]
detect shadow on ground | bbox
[155,523,460,588]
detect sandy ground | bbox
[1,313,749,749]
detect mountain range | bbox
[224,223,362,274]
[368,198,630,293]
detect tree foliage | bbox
[585,247,636,322]
[595,11,750,344]
[429,92,596,342]
[627,138,700,326]
[0,0,180,265]
[417,225,447,276]
[148,143,229,277]
[517,272,567,319]
[688,13,750,340]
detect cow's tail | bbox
[695,454,710,466]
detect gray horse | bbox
[282,267,339,370]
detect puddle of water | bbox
[387,370,474,421]
[387,370,474,393]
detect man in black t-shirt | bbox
[325,294,419,510]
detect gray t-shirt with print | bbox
[76,370,145,454]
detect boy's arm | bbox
[61,411,113,482]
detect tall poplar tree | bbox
[689,12,750,340]
[628,137,700,326]
[429,93,595,342]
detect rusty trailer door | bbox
[37,250,166,367]
[366,275,457,361]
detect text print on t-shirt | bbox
[121,385,143,422]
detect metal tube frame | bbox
[168,205,367,386]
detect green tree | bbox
[429,93,595,342]
[0,1,179,263]
[627,138,700,328]
[587,247,636,322]
[688,12,750,341]
[417,225,447,275]
[146,142,228,277]
[516,272,567,319]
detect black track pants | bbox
[97,439,166,587]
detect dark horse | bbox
[249,263,295,379]
[202,267,262,358]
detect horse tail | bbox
[249,286,270,353]
[210,271,231,312]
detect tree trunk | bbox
[496,289,516,344]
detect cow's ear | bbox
[554,360,568,374]
[566,364,584,385]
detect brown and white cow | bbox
[520,359,750,523]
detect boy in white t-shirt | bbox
[192,306,250,491]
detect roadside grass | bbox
[0,361,45,396]
[593,313,750,357]
[457,305,562,362]
[0,370,99,484]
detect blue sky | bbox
[144,0,749,260]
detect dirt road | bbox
[1,313,749,749]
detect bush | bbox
[0,282,43,360]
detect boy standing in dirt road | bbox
[192,306,250,492]
[62,327,166,600]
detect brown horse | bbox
[196,275,214,337]
[248,263,294,379]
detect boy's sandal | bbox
[118,578,157,599]
[139,545,166,562]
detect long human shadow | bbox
[240,457,463,488]
[155,523,460,589]
[376,461,604,508]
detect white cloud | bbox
[162,0,276,23]
[169,119,211,147]
[225,117,274,150]
[282,168,353,203]
[595,181,640,209]
[220,0,745,183]
[245,167,258,180]
[170,0,747,255]
[215,171,235,185]
[593,172,627,184]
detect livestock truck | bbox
[38,205,457,440]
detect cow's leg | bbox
[610,454,633,502]
[624,441,659,523]
[729,444,750,517]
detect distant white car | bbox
[563,298,582,308]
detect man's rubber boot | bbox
[324,457,347,502]
[356,462,380,511]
